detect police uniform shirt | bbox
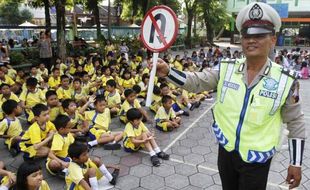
[167,59,306,166]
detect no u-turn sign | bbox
[141,5,178,52]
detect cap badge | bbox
[249,3,263,21]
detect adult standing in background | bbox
[38,30,53,72]
[156,2,305,190]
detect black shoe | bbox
[109,168,120,185]
[182,111,190,116]
[151,155,160,167]
[190,104,196,111]
[157,151,170,160]
[9,148,18,157]
[103,143,121,150]
[195,101,201,108]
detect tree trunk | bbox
[193,12,197,37]
[56,0,66,61]
[205,20,214,44]
[186,10,193,48]
[43,0,51,30]
[108,0,111,40]
[92,0,102,40]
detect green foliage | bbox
[116,0,181,23]
[0,0,33,25]
[9,51,25,65]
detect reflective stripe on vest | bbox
[270,73,288,115]
[220,61,236,103]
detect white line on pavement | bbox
[169,158,289,190]
[163,102,216,152]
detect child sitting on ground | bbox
[19,77,46,123]
[120,88,151,124]
[46,115,75,176]
[155,95,181,132]
[19,104,56,160]
[0,83,20,121]
[0,161,16,190]
[66,142,120,189]
[56,75,72,101]
[62,99,89,137]
[123,108,169,167]
[45,90,62,122]
[84,95,123,150]
[16,161,51,190]
[0,100,23,157]
[105,79,121,117]
[48,68,61,90]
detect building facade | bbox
[226,0,310,46]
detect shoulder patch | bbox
[281,67,299,79]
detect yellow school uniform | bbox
[49,106,62,121]
[72,89,87,102]
[7,68,17,79]
[69,64,76,75]
[106,91,121,109]
[82,82,92,95]
[84,64,95,76]
[31,74,44,83]
[15,75,24,84]
[150,94,162,113]
[123,122,148,151]
[66,159,103,190]
[19,88,46,122]
[0,93,20,120]
[64,111,84,130]
[56,87,73,100]
[0,117,23,149]
[155,106,176,132]
[0,75,15,86]
[101,76,113,87]
[174,61,183,71]
[119,78,135,89]
[130,61,139,71]
[46,132,75,175]
[85,109,111,140]
[48,76,61,89]
[19,121,56,158]
[60,63,68,75]
[40,180,51,190]
[119,100,141,123]
[142,68,150,75]
[38,68,49,77]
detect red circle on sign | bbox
[141,5,178,53]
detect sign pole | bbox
[146,52,159,107]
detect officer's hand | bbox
[286,165,302,189]
[155,58,170,78]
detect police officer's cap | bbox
[236,2,281,36]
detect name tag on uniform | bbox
[259,90,278,99]
[223,81,240,90]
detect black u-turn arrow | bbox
[149,13,166,44]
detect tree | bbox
[0,0,33,25]
[116,0,181,24]
[28,0,51,30]
[184,0,198,48]
[55,0,66,61]
[198,0,228,44]
[86,0,104,41]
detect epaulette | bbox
[281,67,300,79]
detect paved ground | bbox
[1,76,310,189]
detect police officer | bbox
[156,2,305,190]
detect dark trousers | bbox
[218,145,272,190]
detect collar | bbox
[236,59,272,77]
